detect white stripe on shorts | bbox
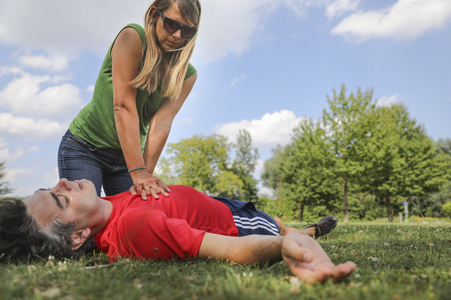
[233,216,280,236]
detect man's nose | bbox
[56,178,72,190]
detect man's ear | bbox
[71,228,91,251]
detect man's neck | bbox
[89,198,113,237]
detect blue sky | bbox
[1,0,450,196]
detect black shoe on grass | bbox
[305,215,338,238]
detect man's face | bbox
[25,178,100,230]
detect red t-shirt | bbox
[94,185,239,260]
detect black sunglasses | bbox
[157,10,197,39]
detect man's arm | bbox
[198,233,283,265]
[198,232,356,283]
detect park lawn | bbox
[1,223,450,300]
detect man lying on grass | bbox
[0,178,356,283]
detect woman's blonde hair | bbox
[131,0,201,100]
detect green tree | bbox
[260,87,450,223]
[442,201,451,216]
[363,104,451,221]
[0,161,12,195]
[359,104,403,221]
[278,119,341,221]
[435,138,451,158]
[321,85,375,222]
[261,145,284,198]
[233,129,259,174]
[410,185,451,218]
[158,134,243,196]
[230,129,260,202]
[261,86,380,222]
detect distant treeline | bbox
[157,85,451,222]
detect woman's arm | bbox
[111,28,167,200]
[143,72,197,175]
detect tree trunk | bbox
[387,193,393,222]
[298,202,305,222]
[343,178,349,223]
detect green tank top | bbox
[69,23,196,150]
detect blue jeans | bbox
[58,130,133,196]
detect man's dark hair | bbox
[0,198,95,263]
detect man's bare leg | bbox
[274,216,316,237]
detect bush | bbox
[442,202,451,216]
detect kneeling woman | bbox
[58,0,201,199]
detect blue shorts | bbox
[211,197,280,236]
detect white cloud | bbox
[3,166,39,196]
[0,0,284,62]
[0,0,147,54]
[44,168,59,187]
[214,110,305,147]
[259,186,276,198]
[196,0,276,62]
[0,0,321,63]
[28,146,39,153]
[0,148,13,161]
[0,147,25,162]
[0,113,65,139]
[253,158,265,179]
[86,85,95,93]
[178,118,195,124]
[4,167,36,183]
[283,0,326,18]
[154,165,163,175]
[325,0,360,20]
[0,71,84,121]
[376,94,400,107]
[188,0,327,62]
[0,138,7,148]
[331,0,451,42]
[0,66,22,77]
[52,74,73,84]
[230,74,247,87]
[18,54,69,72]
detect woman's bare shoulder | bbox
[112,27,143,59]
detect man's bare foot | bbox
[274,216,287,235]
[274,216,316,237]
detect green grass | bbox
[1,223,450,300]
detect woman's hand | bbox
[129,169,171,200]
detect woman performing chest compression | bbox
[58,0,201,200]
